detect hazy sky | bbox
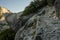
[0,0,32,13]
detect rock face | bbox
[15,5,60,40]
[4,13,17,24]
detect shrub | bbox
[0,29,16,40]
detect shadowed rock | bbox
[54,0,60,19]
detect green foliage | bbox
[20,0,47,16]
[0,29,16,40]
[21,1,37,16]
[8,22,12,26]
[1,24,7,26]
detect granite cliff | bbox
[14,0,60,40]
[0,0,60,40]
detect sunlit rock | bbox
[0,7,11,21]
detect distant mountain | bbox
[0,7,11,21]
[0,7,11,13]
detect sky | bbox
[0,0,32,13]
